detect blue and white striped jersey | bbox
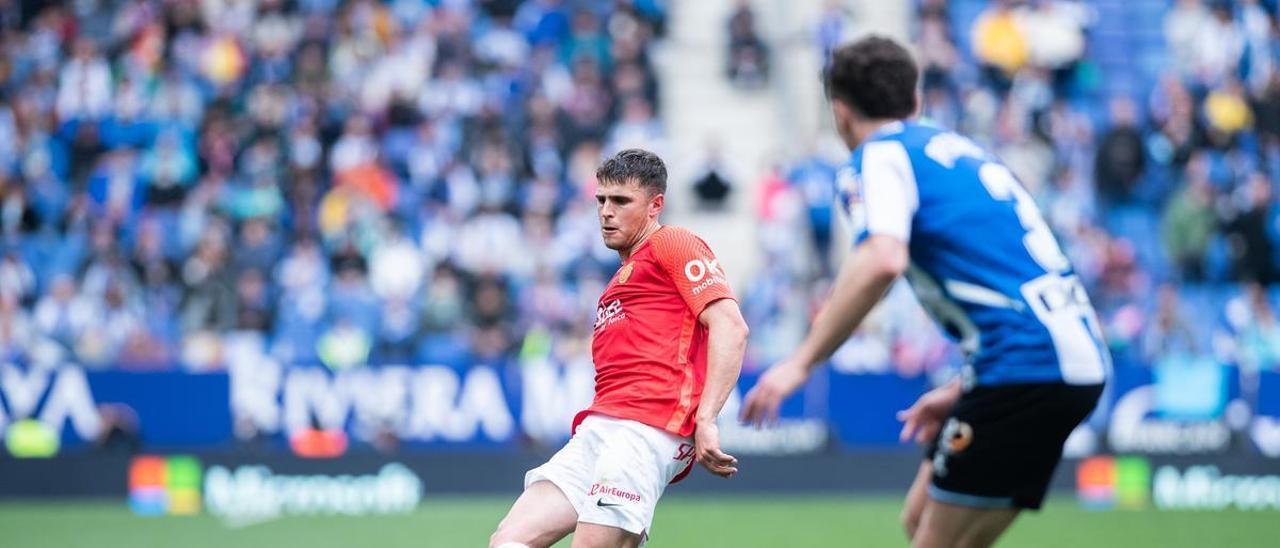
[840,121,1109,386]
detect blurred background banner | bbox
[3,358,1279,466]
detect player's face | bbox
[596,181,662,251]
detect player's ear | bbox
[830,99,846,120]
[831,99,855,127]
[648,192,664,218]
[831,100,859,147]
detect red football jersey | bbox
[579,225,736,438]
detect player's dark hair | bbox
[596,148,668,195]
[823,36,919,119]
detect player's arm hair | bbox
[696,298,750,424]
[792,234,908,373]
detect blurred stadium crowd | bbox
[747,0,1280,382]
[0,0,667,370]
[3,0,1280,383]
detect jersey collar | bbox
[623,224,664,261]
[869,120,905,139]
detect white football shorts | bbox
[523,414,695,540]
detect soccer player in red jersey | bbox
[489,149,750,548]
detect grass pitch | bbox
[1,495,1273,547]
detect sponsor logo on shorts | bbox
[588,483,641,503]
[942,419,973,454]
[932,418,973,478]
[674,443,695,463]
[932,452,948,477]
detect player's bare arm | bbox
[741,234,907,426]
[694,298,749,478]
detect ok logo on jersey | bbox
[683,258,722,282]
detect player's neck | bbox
[619,222,662,262]
[850,117,903,148]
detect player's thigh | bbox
[913,499,1019,548]
[491,480,578,548]
[571,522,642,548]
[930,383,1101,510]
[901,459,932,540]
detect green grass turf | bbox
[0,495,1274,547]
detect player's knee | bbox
[953,535,992,548]
[488,521,531,548]
[910,525,948,548]
[487,528,507,548]
[900,510,921,541]
[954,526,1003,548]
[490,517,560,548]
[489,531,532,548]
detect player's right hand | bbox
[896,380,962,444]
[694,420,738,478]
[740,360,809,427]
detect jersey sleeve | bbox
[855,140,919,244]
[651,227,736,317]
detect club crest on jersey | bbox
[617,262,634,284]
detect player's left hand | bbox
[694,420,738,478]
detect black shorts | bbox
[925,382,1103,511]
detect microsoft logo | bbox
[1076,456,1151,510]
[129,455,202,516]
